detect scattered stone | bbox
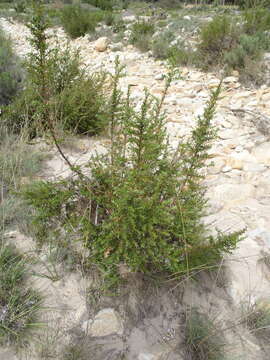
[252,142,270,165]
[82,308,123,337]
[209,183,255,204]
[110,42,124,52]
[94,37,109,52]
[203,211,246,234]
[155,73,165,81]
[138,353,155,360]
[226,156,243,170]
[223,76,238,83]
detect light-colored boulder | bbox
[82,308,123,336]
[94,37,109,52]
[203,211,246,235]
[138,353,156,360]
[208,183,255,205]
[252,142,270,165]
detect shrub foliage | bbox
[22,60,242,284]
[5,2,109,137]
[60,5,105,38]
[0,27,22,106]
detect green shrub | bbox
[243,7,270,34]
[199,15,239,67]
[5,3,108,138]
[112,17,126,33]
[14,0,26,13]
[83,0,113,10]
[224,33,266,84]
[168,45,199,67]
[130,20,155,51]
[151,31,174,59]
[237,0,270,9]
[224,33,262,69]
[0,27,22,105]
[22,60,242,285]
[0,244,42,346]
[58,74,109,135]
[184,309,225,360]
[103,10,115,26]
[60,5,104,38]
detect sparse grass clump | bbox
[243,301,270,340]
[0,244,42,346]
[0,122,44,233]
[0,26,22,105]
[184,309,225,360]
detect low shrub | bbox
[0,27,22,105]
[224,33,267,84]
[0,244,42,346]
[83,0,113,11]
[22,60,243,285]
[112,17,126,33]
[57,73,109,135]
[199,15,239,67]
[5,3,109,138]
[224,33,262,69]
[168,45,199,67]
[243,7,270,35]
[151,31,174,59]
[130,20,155,51]
[103,10,115,26]
[60,5,104,38]
[14,0,26,13]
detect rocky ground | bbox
[1,14,270,360]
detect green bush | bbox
[0,244,42,346]
[223,32,268,84]
[243,7,270,34]
[151,31,174,59]
[199,15,239,67]
[60,5,104,38]
[58,74,109,135]
[14,0,26,13]
[130,20,155,51]
[224,33,262,69]
[168,45,199,67]
[22,61,242,285]
[103,10,115,26]
[237,0,270,9]
[0,27,22,105]
[83,0,113,10]
[112,17,126,33]
[5,3,108,138]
